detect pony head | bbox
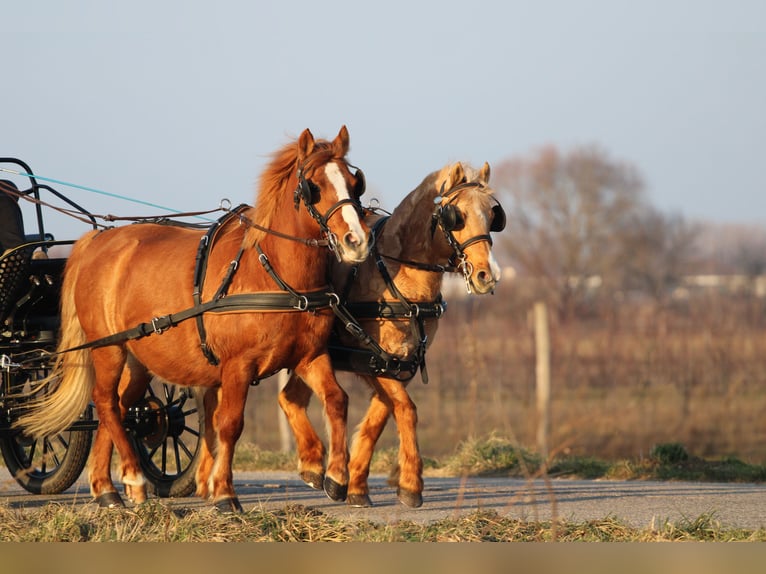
[294,126,370,263]
[432,162,505,294]
[255,126,370,264]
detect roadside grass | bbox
[0,501,764,542]
[2,434,765,541]
[231,434,766,485]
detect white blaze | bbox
[324,162,365,242]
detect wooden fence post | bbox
[534,301,551,467]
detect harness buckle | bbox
[151,316,169,335]
[326,232,342,262]
[406,304,420,318]
[294,295,309,311]
[345,321,366,340]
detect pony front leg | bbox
[352,377,423,508]
[347,390,391,507]
[295,355,349,502]
[279,372,326,490]
[208,376,250,513]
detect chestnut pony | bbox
[17,126,370,512]
[279,161,505,508]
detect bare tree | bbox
[620,207,700,305]
[493,144,680,318]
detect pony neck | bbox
[382,181,452,266]
[374,183,453,302]
[240,173,331,290]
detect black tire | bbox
[128,378,204,498]
[0,368,93,495]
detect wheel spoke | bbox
[182,425,200,438]
[173,437,182,471]
[160,437,168,473]
[176,435,195,460]
[163,384,175,403]
[26,439,37,467]
[43,436,63,468]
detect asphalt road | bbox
[2,471,765,530]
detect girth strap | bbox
[193,204,250,364]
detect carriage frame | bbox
[0,157,204,497]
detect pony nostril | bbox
[343,232,360,247]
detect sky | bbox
[3,0,765,241]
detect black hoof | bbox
[347,493,373,508]
[300,470,325,490]
[323,476,348,502]
[96,491,125,509]
[397,488,423,508]
[214,497,243,513]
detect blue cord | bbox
[0,167,214,221]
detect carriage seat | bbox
[0,242,64,339]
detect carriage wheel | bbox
[0,368,93,495]
[128,378,204,498]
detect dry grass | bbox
[0,500,763,542]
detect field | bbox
[240,285,766,467]
[5,283,766,542]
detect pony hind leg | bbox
[294,356,349,502]
[194,386,219,501]
[89,347,148,507]
[279,372,327,490]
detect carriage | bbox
[1,131,504,511]
[1,157,204,498]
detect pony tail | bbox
[14,258,95,438]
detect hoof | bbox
[397,488,423,508]
[214,497,244,513]
[96,491,125,509]
[347,493,373,508]
[300,470,325,490]
[323,476,348,502]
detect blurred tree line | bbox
[490,144,766,321]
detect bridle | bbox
[384,180,506,293]
[293,162,365,261]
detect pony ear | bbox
[479,162,491,185]
[446,162,466,189]
[297,128,316,163]
[333,125,350,156]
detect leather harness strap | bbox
[330,216,447,383]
